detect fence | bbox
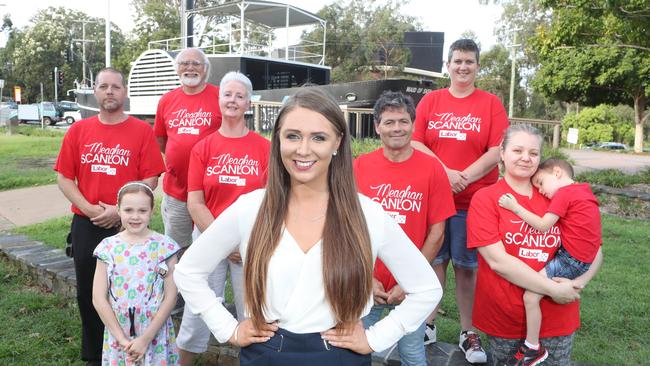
[248,102,562,147]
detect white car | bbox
[63,110,82,124]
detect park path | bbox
[0,149,648,230]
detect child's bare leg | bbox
[523,267,547,346]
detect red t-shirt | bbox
[153,84,222,201]
[413,88,509,210]
[547,183,601,263]
[467,179,580,338]
[187,131,270,218]
[54,116,165,216]
[354,149,456,291]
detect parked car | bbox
[597,142,628,151]
[63,110,82,124]
[54,101,80,117]
[17,102,61,125]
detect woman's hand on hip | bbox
[230,319,278,347]
[550,277,582,304]
[321,321,373,354]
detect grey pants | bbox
[161,193,193,248]
[487,333,575,366]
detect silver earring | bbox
[332,150,337,156]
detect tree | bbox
[531,0,650,152]
[476,44,527,116]
[9,7,127,102]
[301,0,420,82]
[0,15,22,102]
[562,104,635,146]
[364,2,418,79]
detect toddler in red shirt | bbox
[498,158,602,366]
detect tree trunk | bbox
[633,94,646,153]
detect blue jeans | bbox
[362,304,426,366]
[432,210,478,269]
[545,247,591,279]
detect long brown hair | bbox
[244,88,373,329]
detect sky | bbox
[2,0,504,67]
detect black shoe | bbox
[505,343,548,366]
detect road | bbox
[563,149,650,174]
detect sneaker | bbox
[459,330,487,363]
[423,323,437,345]
[505,343,548,366]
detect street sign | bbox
[567,128,579,144]
[14,86,21,103]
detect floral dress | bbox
[94,231,180,366]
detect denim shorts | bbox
[545,247,591,279]
[432,210,478,269]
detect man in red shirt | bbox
[154,48,222,250]
[55,68,165,365]
[412,38,509,363]
[354,91,454,365]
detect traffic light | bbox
[58,71,64,86]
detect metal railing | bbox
[247,102,562,147]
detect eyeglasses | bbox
[177,60,205,67]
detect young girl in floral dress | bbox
[92,181,180,365]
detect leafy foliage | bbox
[531,0,650,152]
[576,167,650,188]
[301,0,420,82]
[562,104,635,146]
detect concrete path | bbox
[563,148,650,174]
[0,184,70,229]
[1,149,646,229]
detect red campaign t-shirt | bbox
[354,149,456,291]
[54,116,165,216]
[153,84,222,201]
[467,179,580,338]
[413,88,509,210]
[547,183,601,263]
[187,131,270,218]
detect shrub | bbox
[561,104,634,146]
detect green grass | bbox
[0,258,83,365]
[351,138,381,157]
[10,213,649,365]
[432,215,649,365]
[576,167,650,188]
[14,198,165,250]
[0,127,64,191]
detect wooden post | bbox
[253,103,260,132]
[553,123,560,149]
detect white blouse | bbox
[174,189,442,352]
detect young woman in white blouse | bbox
[174,87,442,365]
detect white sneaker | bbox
[459,330,487,363]
[423,323,437,345]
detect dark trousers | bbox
[71,214,118,362]
[239,328,371,366]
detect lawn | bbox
[431,215,650,366]
[6,213,649,365]
[0,127,64,191]
[0,258,84,365]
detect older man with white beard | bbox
[154,48,222,251]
